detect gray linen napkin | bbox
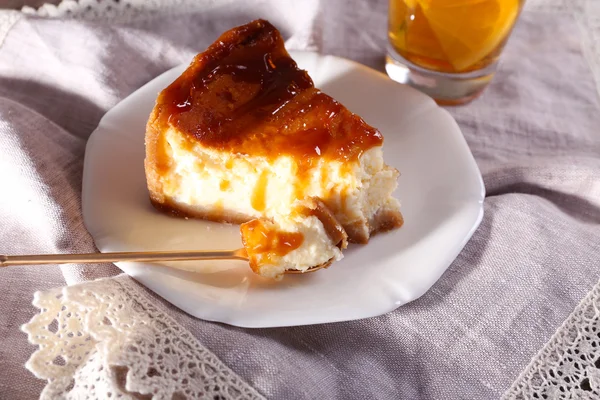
[0,1,599,399]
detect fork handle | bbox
[0,249,248,267]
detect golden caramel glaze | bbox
[154,19,383,166]
[251,170,269,212]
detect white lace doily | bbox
[22,276,265,400]
[504,279,600,400]
[21,0,235,24]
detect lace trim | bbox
[503,279,600,399]
[21,0,234,24]
[22,276,265,400]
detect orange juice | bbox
[388,0,524,74]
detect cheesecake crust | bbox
[149,197,253,225]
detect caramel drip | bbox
[154,132,172,176]
[220,180,231,191]
[251,170,269,211]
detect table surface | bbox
[1,0,59,9]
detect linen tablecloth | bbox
[1,0,599,398]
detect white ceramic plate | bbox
[82,51,484,328]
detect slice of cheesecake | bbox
[240,197,348,278]
[145,19,403,276]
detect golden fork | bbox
[0,249,323,274]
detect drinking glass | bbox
[386,0,525,105]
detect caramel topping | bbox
[153,130,172,176]
[251,170,269,211]
[155,19,383,167]
[240,219,304,268]
[219,180,231,191]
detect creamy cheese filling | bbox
[161,127,398,231]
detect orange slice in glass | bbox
[418,0,520,71]
[404,3,448,64]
